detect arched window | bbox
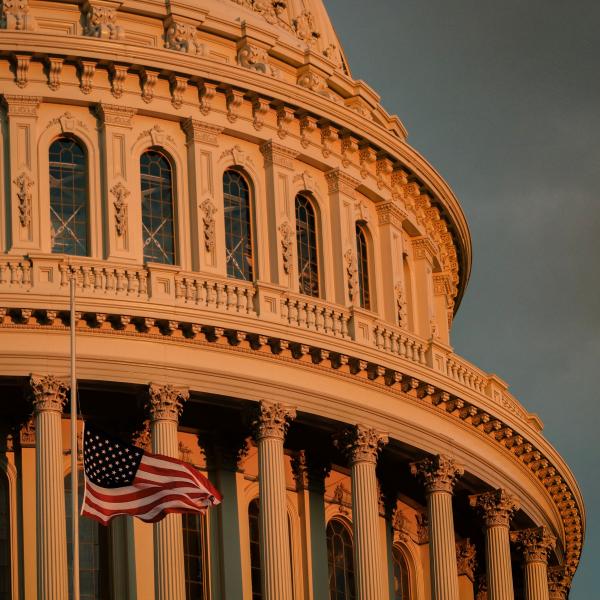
[223,170,254,280]
[326,519,355,600]
[355,224,371,310]
[65,472,110,600]
[392,546,410,600]
[248,499,295,600]
[295,194,319,297]
[0,470,10,600]
[140,150,175,264]
[49,137,89,256]
[183,512,208,600]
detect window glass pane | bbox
[355,225,371,310]
[224,170,254,281]
[140,151,176,265]
[65,472,109,600]
[326,520,355,600]
[295,195,319,297]
[183,512,208,600]
[49,138,89,256]
[392,546,410,600]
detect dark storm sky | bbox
[324,0,600,595]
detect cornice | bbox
[0,302,583,581]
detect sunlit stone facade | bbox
[0,1,584,599]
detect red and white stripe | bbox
[82,452,222,526]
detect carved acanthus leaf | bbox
[199,198,217,252]
[252,400,296,441]
[13,171,34,227]
[110,182,129,236]
[410,454,463,494]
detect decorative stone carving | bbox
[109,64,128,99]
[392,507,410,542]
[199,198,217,252]
[410,454,463,494]
[136,125,174,147]
[251,96,270,130]
[147,383,189,423]
[30,374,69,413]
[140,69,159,103]
[297,67,327,94]
[2,94,41,117]
[359,146,377,179]
[170,75,188,109]
[1,0,36,30]
[132,420,151,451]
[19,415,35,447]
[110,182,129,236]
[548,566,569,599]
[345,249,358,304]
[325,169,359,198]
[220,145,254,169]
[376,157,393,189]
[199,81,217,115]
[323,43,343,69]
[293,171,319,195]
[292,10,319,45]
[260,141,298,169]
[13,171,33,227]
[475,575,488,600]
[469,489,519,528]
[456,539,477,581]
[13,54,30,88]
[164,19,203,54]
[229,0,288,28]
[332,482,350,514]
[320,124,338,158]
[237,42,278,77]
[78,60,96,95]
[252,400,296,441]
[415,512,429,544]
[511,526,556,563]
[47,57,63,91]
[181,118,222,146]
[394,282,408,327]
[178,441,192,463]
[278,221,293,274]
[339,424,388,465]
[277,105,294,138]
[83,1,124,40]
[226,88,244,123]
[299,114,317,147]
[341,134,358,168]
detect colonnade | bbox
[27,375,563,600]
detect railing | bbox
[280,293,351,338]
[0,254,532,423]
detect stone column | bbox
[470,489,519,600]
[411,454,463,600]
[147,383,189,600]
[511,527,556,600]
[31,374,69,600]
[342,425,388,600]
[253,400,296,600]
[547,567,569,600]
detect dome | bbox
[0,1,583,599]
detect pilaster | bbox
[95,103,137,261]
[411,454,463,600]
[2,95,42,253]
[411,236,437,338]
[181,118,223,272]
[252,400,296,600]
[30,374,69,600]
[147,383,189,600]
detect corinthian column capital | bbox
[469,488,520,528]
[341,424,388,465]
[410,454,463,494]
[253,400,296,441]
[147,383,189,423]
[30,374,69,413]
[511,526,556,564]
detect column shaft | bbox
[486,526,515,600]
[428,491,460,600]
[352,460,385,600]
[36,408,69,599]
[258,436,293,600]
[524,561,550,600]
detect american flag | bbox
[81,425,222,526]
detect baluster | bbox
[390,333,399,355]
[22,262,32,286]
[93,267,103,291]
[9,262,19,285]
[0,263,7,285]
[315,306,325,331]
[323,308,333,333]
[246,287,256,314]
[59,263,69,287]
[281,299,290,323]
[226,285,237,311]
[175,277,185,300]
[333,311,343,337]
[236,287,246,313]
[81,266,91,290]
[306,304,317,329]
[383,330,392,352]
[194,280,204,305]
[207,282,217,307]
[298,302,307,328]
[116,269,126,293]
[127,270,137,294]
[374,326,384,349]
[341,313,349,338]
[216,283,226,309]
[105,269,115,292]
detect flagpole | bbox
[70,270,80,600]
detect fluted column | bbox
[470,489,519,600]
[411,454,463,600]
[341,425,388,600]
[511,527,556,600]
[547,567,569,600]
[148,383,189,600]
[253,400,297,600]
[31,374,69,600]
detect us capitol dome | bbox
[0,0,584,599]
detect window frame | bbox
[355,222,372,310]
[294,193,321,298]
[326,517,356,600]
